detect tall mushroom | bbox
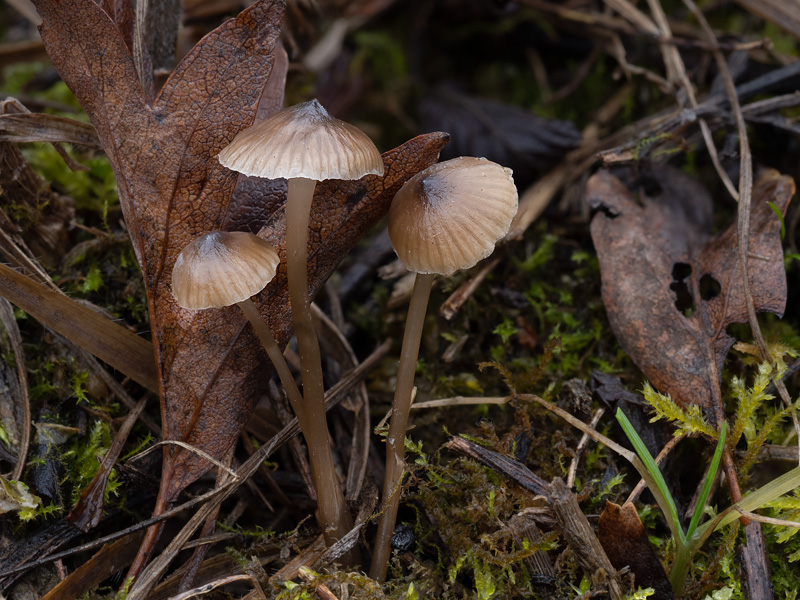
[171,231,306,422]
[217,100,384,546]
[371,157,518,581]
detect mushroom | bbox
[370,156,518,581]
[217,100,384,547]
[171,231,305,422]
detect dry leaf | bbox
[598,501,674,598]
[587,167,794,408]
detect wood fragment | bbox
[507,510,556,584]
[549,478,627,599]
[0,112,101,147]
[445,435,549,496]
[446,436,629,595]
[439,257,500,321]
[738,522,773,600]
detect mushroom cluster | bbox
[173,100,518,579]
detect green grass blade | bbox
[685,422,726,541]
[695,465,800,545]
[616,408,686,544]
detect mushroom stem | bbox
[285,177,353,546]
[236,299,305,425]
[371,272,435,582]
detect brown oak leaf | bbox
[587,167,794,409]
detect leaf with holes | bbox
[33,0,450,517]
[587,167,794,409]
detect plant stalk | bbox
[370,272,434,582]
[285,177,353,549]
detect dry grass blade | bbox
[129,441,239,480]
[0,483,233,580]
[5,0,40,25]
[0,262,158,392]
[0,299,29,480]
[0,113,101,147]
[40,532,146,600]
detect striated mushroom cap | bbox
[388,156,518,276]
[172,231,280,310]
[218,99,385,181]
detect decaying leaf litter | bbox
[1,0,800,598]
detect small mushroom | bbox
[218,99,384,547]
[171,231,305,422]
[371,157,518,581]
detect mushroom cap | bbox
[388,156,518,276]
[171,231,280,310]
[218,99,385,181]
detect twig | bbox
[439,257,501,321]
[0,480,236,579]
[644,0,739,198]
[166,574,260,600]
[446,436,626,599]
[566,408,605,489]
[734,508,800,530]
[68,397,148,531]
[298,567,341,600]
[548,45,602,103]
[411,395,510,410]
[518,394,637,462]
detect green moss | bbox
[61,420,117,506]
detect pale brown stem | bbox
[285,177,352,548]
[237,298,305,425]
[370,272,434,582]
